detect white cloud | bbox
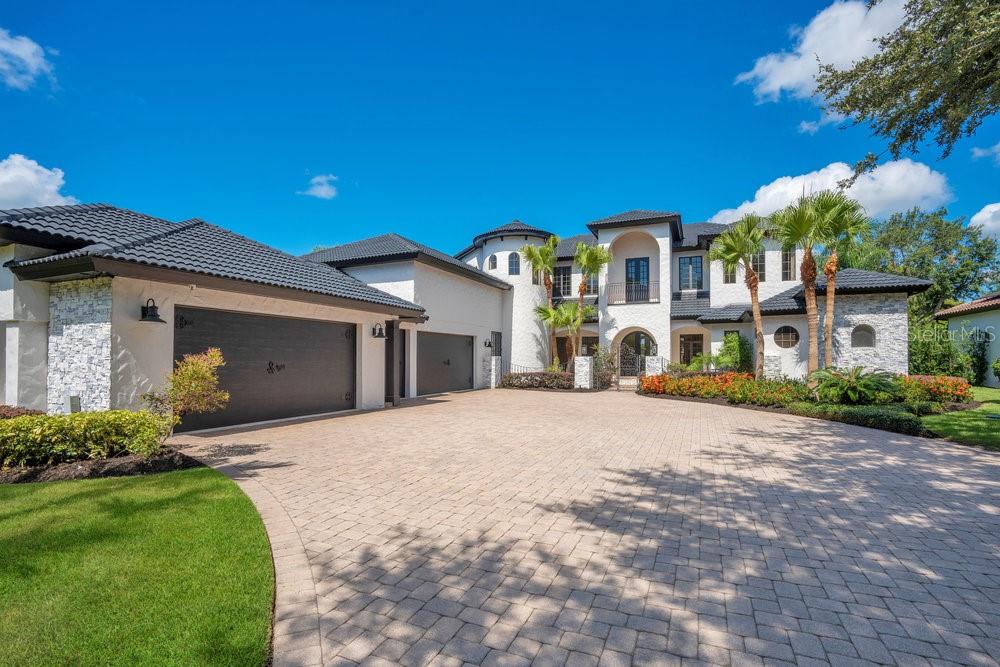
[0,153,77,208]
[297,174,338,200]
[971,141,1000,166]
[710,158,951,223]
[971,203,1000,238]
[0,27,55,90]
[737,0,904,102]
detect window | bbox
[851,324,875,348]
[532,269,540,285]
[750,251,766,282]
[508,252,520,275]
[723,264,736,284]
[678,256,703,290]
[774,325,800,348]
[625,257,649,284]
[553,266,572,297]
[490,331,502,357]
[781,249,796,281]
[585,272,598,295]
[488,254,497,270]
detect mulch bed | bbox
[0,449,203,485]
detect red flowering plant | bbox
[899,375,972,403]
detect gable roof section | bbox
[303,233,510,290]
[675,222,729,249]
[0,203,175,248]
[586,209,682,239]
[935,292,1000,320]
[3,205,423,315]
[759,269,931,314]
[556,233,596,259]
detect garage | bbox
[417,331,474,395]
[173,306,356,431]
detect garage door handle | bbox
[443,359,451,366]
[344,392,352,402]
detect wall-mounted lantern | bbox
[484,339,492,349]
[140,298,166,323]
[371,323,386,339]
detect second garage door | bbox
[173,307,356,431]
[417,332,474,395]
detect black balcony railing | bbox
[607,281,660,305]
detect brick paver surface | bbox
[174,390,1000,667]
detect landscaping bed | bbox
[0,447,202,484]
[0,467,274,665]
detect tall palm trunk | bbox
[746,268,765,379]
[801,249,820,374]
[574,272,589,362]
[823,250,839,368]
[543,273,556,365]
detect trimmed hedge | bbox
[500,371,575,390]
[786,402,927,437]
[0,406,44,420]
[0,410,167,469]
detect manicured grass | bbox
[0,467,273,666]
[924,386,1000,451]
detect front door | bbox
[625,257,650,302]
[679,334,704,365]
[619,331,656,377]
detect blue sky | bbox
[2,1,998,255]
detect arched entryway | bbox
[617,329,657,376]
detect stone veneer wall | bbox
[47,277,113,413]
[828,293,909,374]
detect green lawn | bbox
[924,386,1000,451]
[0,467,273,666]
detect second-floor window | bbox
[532,269,540,285]
[678,256,703,290]
[723,264,736,284]
[750,251,766,282]
[781,249,796,281]
[508,252,520,275]
[553,266,572,297]
[585,272,598,295]
[488,254,497,270]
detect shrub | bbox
[143,347,230,439]
[994,357,1000,384]
[909,318,974,381]
[0,406,44,420]
[899,375,972,403]
[640,372,809,407]
[808,367,899,405]
[965,328,991,386]
[716,332,753,373]
[0,410,168,468]
[903,400,943,416]
[592,345,616,389]
[722,376,811,406]
[500,371,574,390]
[787,402,927,437]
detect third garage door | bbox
[417,332,474,395]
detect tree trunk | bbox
[576,272,589,362]
[543,273,556,365]
[746,268,765,379]
[823,250,839,368]
[801,249,820,375]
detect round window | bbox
[774,325,800,349]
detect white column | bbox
[574,356,594,390]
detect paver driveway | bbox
[174,390,1000,667]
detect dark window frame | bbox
[750,251,766,282]
[774,325,799,348]
[585,272,598,295]
[678,255,703,290]
[781,249,796,281]
[508,252,520,275]
[553,266,572,298]
[723,264,736,284]
[488,254,497,270]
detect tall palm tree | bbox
[814,191,870,368]
[572,242,613,356]
[772,195,826,374]
[708,214,768,378]
[521,235,560,363]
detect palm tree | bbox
[772,195,826,374]
[521,235,560,363]
[814,191,870,368]
[572,242,613,356]
[536,302,597,366]
[708,214,768,378]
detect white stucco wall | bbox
[343,262,416,303]
[0,245,51,409]
[709,240,802,308]
[110,277,393,413]
[946,310,1000,387]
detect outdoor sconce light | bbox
[484,339,492,348]
[140,298,166,323]
[371,323,386,339]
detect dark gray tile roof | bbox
[0,203,175,246]
[698,303,751,323]
[556,233,596,259]
[303,233,509,289]
[455,220,555,259]
[5,207,423,313]
[588,209,680,227]
[670,293,711,319]
[759,268,931,314]
[675,222,729,249]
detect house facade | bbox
[0,204,927,430]
[935,293,1000,387]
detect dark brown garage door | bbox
[173,307,356,431]
[417,332,473,395]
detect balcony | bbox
[607,281,660,305]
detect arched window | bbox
[488,254,497,270]
[851,324,875,348]
[508,252,520,275]
[774,325,800,349]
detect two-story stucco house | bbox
[0,204,927,430]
